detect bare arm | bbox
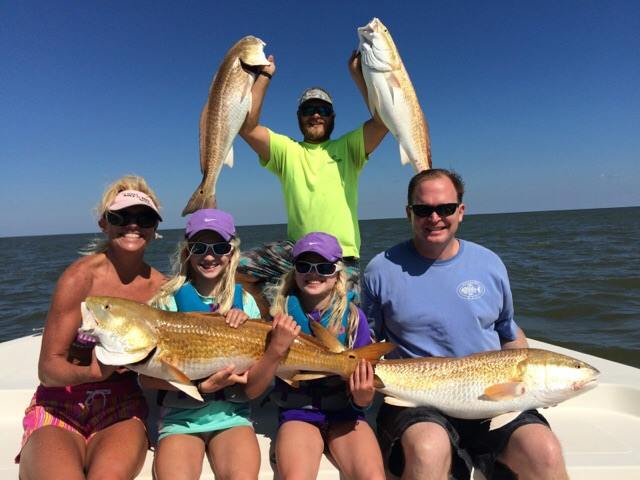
[348,50,388,155]
[244,313,300,399]
[38,261,117,386]
[239,55,275,160]
[501,326,529,349]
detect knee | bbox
[533,438,565,473]
[402,434,451,471]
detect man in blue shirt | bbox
[362,169,568,479]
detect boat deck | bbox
[2,335,639,479]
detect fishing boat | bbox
[1,334,638,479]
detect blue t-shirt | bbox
[362,239,518,359]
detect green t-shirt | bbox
[261,127,367,258]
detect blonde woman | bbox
[18,175,164,479]
[247,232,385,480]
[143,208,264,480]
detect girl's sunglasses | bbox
[188,241,233,256]
[294,261,340,276]
[408,203,459,218]
[298,105,334,117]
[104,210,159,228]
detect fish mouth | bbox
[79,302,98,333]
[574,377,599,392]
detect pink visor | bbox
[108,190,162,220]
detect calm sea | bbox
[1,207,638,368]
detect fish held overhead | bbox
[80,296,394,401]
[374,348,599,430]
[357,17,432,172]
[182,35,270,216]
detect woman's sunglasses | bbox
[298,105,334,117]
[408,203,459,218]
[294,261,340,276]
[188,241,233,256]
[104,210,159,228]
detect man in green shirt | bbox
[238,53,388,314]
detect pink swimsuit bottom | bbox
[16,374,148,462]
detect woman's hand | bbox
[88,350,119,382]
[225,308,249,328]
[349,359,375,409]
[267,313,300,359]
[198,364,248,394]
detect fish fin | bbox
[351,341,397,364]
[168,381,203,402]
[374,374,386,389]
[482,382,526,401]
[277,376,300,389]
[384,396,418,407]
[223,146,234,168]
[399,145,412,166]
[291,372,334,382]
[94,346,151,365]
[309,322,346,353]
[160,358,192,384]
[488,411,521,431]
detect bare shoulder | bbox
[55,254,105,298]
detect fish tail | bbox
[351,342,396,364]
[181,182,216,216]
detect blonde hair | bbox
[270,265,360,348]
[80,175,161,255]
[152,236,241,314]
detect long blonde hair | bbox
[152,236,241,314]
[80,175,161,255]
[270,265,360,348]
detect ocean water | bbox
[1,207,638,367]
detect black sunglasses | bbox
[298,105,334,117]
[294,261,340,276]
[408,203,459,218]
[188,241,233,256]
[104,210,159,228]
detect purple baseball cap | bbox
[185,209,236,241]
[292,232,342,262]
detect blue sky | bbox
[1,1,639,237]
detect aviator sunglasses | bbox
[188,241,233,256]
[104,210,159,228]
[298,105,334,117]
[409,203,459,218]
[294,261,341,276]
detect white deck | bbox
[2,334,639,479]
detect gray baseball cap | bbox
[298,87,333,106]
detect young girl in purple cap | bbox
[18,175,164,479]
[144,208,265,480]
[245,231,385,480]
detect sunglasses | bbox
[298,105,334,117]
[188,241,233,256]
[104,210,159,228]
[408,203,459,218]
[294,261,340,276]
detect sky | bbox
[1,1,639,237]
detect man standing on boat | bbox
[362,168,569,480]
[238,52,388,313]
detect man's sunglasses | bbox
[298,105,334,117]
[188,241,233,256]
[294,261,340,276]
[408,203,459,218]
[104,210,159,228]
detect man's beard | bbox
[298,116,335,143]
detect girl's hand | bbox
[349,359,375,409]
[198,365,248,393]
[267,313,300,359]
[225,308,249,328]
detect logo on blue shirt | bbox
[457,280,486,300]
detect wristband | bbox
[259,71,272,80]
[349,397,373,412]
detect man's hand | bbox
[267,313,300,359]
[261,55,276,78]
[349,359,376,409]
[198,365,248,394]
[348,50,363,80]
[225,308,249,328]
